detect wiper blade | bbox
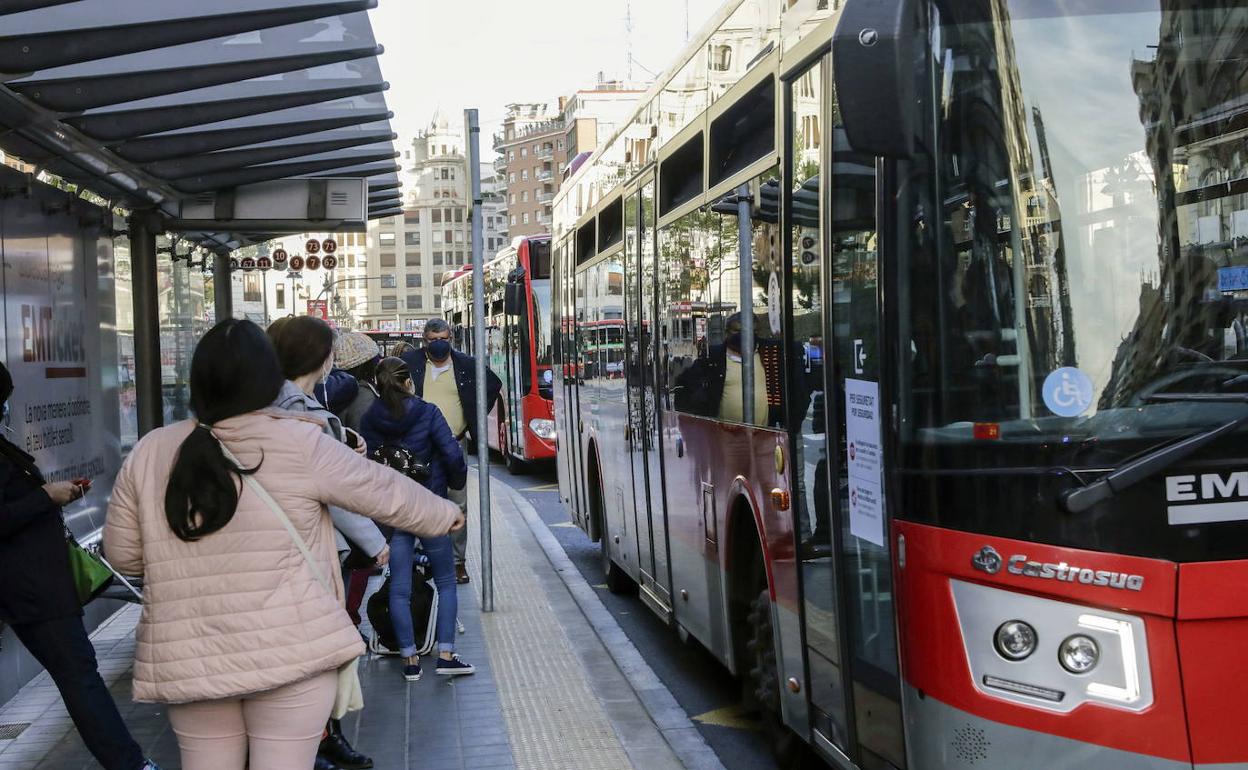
[1144,392,1248,403]
[1061,394,1248,514]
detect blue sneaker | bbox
[403,661,421,682]
[435,654,475,676]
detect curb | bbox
[495,478,728,770]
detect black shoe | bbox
[314,754,344,770]
[455,562,470,584]
[321,719,374,769]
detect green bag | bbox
[65,532,113,606]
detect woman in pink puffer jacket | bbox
[104,319,462,770]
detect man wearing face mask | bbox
[0,363,161,770]
[399,319,502,584]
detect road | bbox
[491,460,777,770]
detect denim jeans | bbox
[388,531,458,657]
[12,614,146,770]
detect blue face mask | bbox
[1,400,8,422]
[426,339,452,361]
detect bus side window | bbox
[715,170,790,429]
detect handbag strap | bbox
[216,439,331,595]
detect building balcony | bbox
[536,146,554,160]
[536,168,553,182]
[536,211,552,225]
[537,190,554,204]
[493,156,507,174]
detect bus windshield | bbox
[900,2,1248,465]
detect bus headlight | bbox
[1059,634,1099,674]
[529,418,556,440]
[994,620,1037,661]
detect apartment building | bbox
[495,103,564,237]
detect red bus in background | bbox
[443,236,555,472]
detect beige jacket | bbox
[104,409,460,704]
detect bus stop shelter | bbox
[0,0,403,435]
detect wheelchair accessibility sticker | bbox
[1043,367,1093,417]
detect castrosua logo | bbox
[971,545,1144,591]
[971,546,1002,575]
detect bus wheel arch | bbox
[586,442,634,594]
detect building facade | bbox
[495,103,564,237]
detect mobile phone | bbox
[74,478,92,491]
[343,430,360,450]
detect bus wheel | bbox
[747,589,811,768]
[505,447,529,475]
[592,476,635,594]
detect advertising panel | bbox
[1,195,120,542]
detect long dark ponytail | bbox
[375,356,414,420]
[164,319,285,541]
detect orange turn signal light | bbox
[973,422,1001,440]
[771,489,791,511]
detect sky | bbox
[368,0,723,146]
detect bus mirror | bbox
[832,0,918,158]
[505,280,527,316]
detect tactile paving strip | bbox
[466,477,634,770]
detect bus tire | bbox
[505,447,527,475]
[747,589,816,768]
[591,470,635,594]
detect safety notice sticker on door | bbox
[845,378,885,547]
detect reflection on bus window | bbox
[665,169,804,429]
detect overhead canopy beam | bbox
[10,46,383,112]
[112,111,394,163]
[145,132,397,179]
[0,1,376,75]
[173,151,397,193]
[67,82,389,142]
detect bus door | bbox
[624,175,673,611]
[787,56,905,768]
[626,174,672,611]
[503,266,527,458]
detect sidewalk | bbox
[0,472,715,770]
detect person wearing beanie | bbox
[0,362,160,770]
[329,333,385,634]
[333,333,383,432]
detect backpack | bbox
[372,445,432,483]
[366,565,438,657]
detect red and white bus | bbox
[443,235,555,471]
[553,1,1247,768]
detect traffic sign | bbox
[257,256,273,271]
[322,238,337,254]
[272,248,288,264]
[306,255,321,270]
[305,239,321,254]
[321,255,338,270]
[229,257,240,271]
[289,255,305,271]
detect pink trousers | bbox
[167,670,337,770]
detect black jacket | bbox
[400,349,502,442]
[0,439,80,624]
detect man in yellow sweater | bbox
[400,319,502,583]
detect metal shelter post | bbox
[466,108,493,612]
[130,211,163,437]
[214,251,233,323]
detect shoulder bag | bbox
[217,441,364,719]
